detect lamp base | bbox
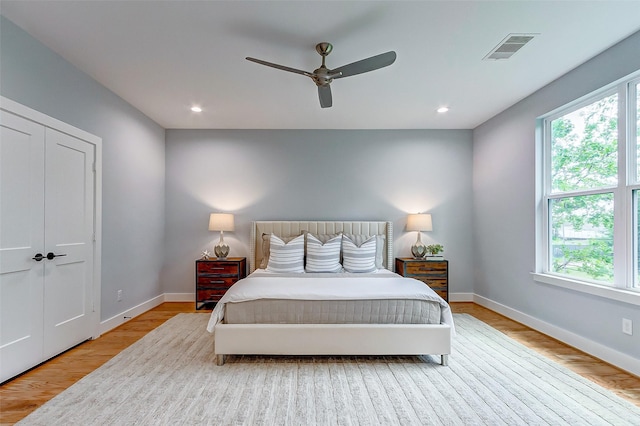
[214,230,230,259]
[411,243,427,259]
[214,243,230,259]
[411,232,427,259]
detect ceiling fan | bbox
[246,42,397,108]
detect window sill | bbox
[532,273,640,306]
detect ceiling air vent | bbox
[483,33,538,60]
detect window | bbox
[539,73,640,295]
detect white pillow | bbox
[265,234,305,273]
[261,233,298,269]
[305,234,342,273]
[342,235,377,273]
[342,233,385,269]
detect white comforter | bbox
[206,269,454,332]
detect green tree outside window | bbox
[549,94,617,282]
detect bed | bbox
[207,221,453,366]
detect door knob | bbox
[32,253,45,261]
[46,252,67,260]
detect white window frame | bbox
[629,78,640,289]
[534,71,640,307]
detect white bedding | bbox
[206,269,454,332]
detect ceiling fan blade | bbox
[332,51,397,79]
[318,85,332,108]
[246,57,313,78]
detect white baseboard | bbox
[450,292,474,302]
[99,295,165,335]
[473,294,640,377]
[164,292,195,302]
[99,293,194,335]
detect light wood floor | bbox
[1,302,638,424]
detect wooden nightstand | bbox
[395,258,449,302]
[195,257,246,310]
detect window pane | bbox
[550,93,618,193]
[550,193,614,283]
[636,83,640,182]
[636,190,640,288]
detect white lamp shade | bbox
[406,214,433,232]
[208,213,235,232]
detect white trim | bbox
[92,124,103,340]
[474,294,640,377]
[449,292,474,302]
[532,272,640,306]
[99,295,165,335]
[98,293,195,335]
[164,292,195,302]
[0,96,100,142]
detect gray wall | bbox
[0,16,166,321]
[163,129,474,296]
[473,30,640,359]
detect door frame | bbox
[1,96,102,339]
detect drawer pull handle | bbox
[212,267,225,270]
[208,280,225,284]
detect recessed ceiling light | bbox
[191,106,202,113]
[437,107,449,113]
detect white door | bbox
[42,127,95,359]
[0,110,46,381]
[0,106,97,382]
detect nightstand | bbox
[195,257,246,310]
[395,257,449,301]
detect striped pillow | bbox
[343,234,385,269]
[342,235,377,273]
[305,234,342,273]
[266,234,305,273]
[260,233,298,269]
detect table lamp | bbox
[406,213,432,258]
[209,213,235,259]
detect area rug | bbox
[18,314,640,425]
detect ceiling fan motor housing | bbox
[312,66,341,86]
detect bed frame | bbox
[213,221,451,365]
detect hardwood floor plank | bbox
[1,302,638,425]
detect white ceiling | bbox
[2,1,640,130]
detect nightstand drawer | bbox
[197,262,239,275]
[196,276,237,286]
[413,276,447,287]
[405,261,447,275]
[197,289,229,301]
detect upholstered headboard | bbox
[250,221,393,273]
